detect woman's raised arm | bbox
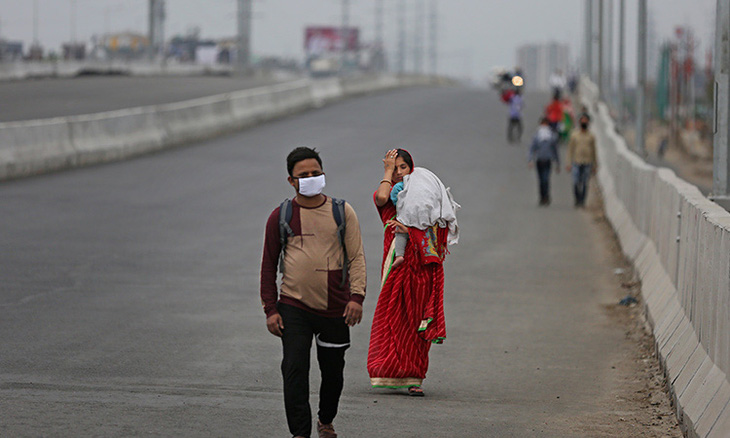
[375,149,398,207]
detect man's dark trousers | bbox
[507,117,523,143]
[278,302,350,437]
[536,159,552,204]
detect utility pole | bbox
[237,0,251,71]
[148,0,166,61]
[598,0,604,98]
[413,0,424,74]
[606,0,614,103]
[33,0,39,45]
[375,0,384,49]
[636,0,648,156]
[429,0,437,75]
[375,0,384,71]
[341,0,350,74]
[618,0,625,125]
[585,0,593,79]
[398,0,406,74]
[712,0,730,205]
[70,0,77,43]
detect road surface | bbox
[0,86,679,436]
[0,75,284,122]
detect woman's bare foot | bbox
[392,256,405,268]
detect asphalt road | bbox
[1,86,637,436]
[0,75,284,122]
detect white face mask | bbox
[298,174,326,197]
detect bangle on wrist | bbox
[380,179,392,186]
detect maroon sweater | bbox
[260,196,366,318]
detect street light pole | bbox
[237,0,251,72]
[585,0,593,79]
[413,0,424,74]
[70,0,77,43]
[33,0,39,45]
[429,0,437,76]
[398,0,406,74]
[605,0,614,104]
[636,0,648,156]
[598,0,604,98]
[618,0,626,126]
[341,0,350,74]
[712,0,730,204]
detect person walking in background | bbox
[558,95,575,144]
[528,118,561,206]
[260,147,367,438]
[545,91,564,134]
[566,114,597,208]
[549,69,567,97]
[507,88,524,144]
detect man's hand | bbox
[343,301,363,327]
[565,164,572,172]
[266,313,284,337]
[527,161,534,169]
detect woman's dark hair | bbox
[287,146,322,176]
[396,148,414,171]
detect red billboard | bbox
[305,26,359,54]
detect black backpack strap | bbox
[331,198,348,288]
[278,199,294,273]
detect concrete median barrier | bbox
[0,61,233,81]
[581,77,730,437]
[0,74,432,180]
[0,118,75,179]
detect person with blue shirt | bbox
[507,88,524,143]
[528,117,561,206]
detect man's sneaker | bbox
[317,420,337,438]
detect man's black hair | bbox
[396,149,414,171]
[287,147,322,176]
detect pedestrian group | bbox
[260,75,596,438]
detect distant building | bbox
[94,32,150,60]
[516,42,570,92]
[0,39,23,61]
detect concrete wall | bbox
[582,78,730,437]
[0,60,233,81]
[0,75,437,181]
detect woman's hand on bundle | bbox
[386,219,408,234]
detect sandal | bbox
[408,386,424,397]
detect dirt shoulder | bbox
[558,184,683,437]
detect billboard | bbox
[305,26,359,55]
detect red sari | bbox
[367,192,447,388]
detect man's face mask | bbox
[580,122,589,130]
[297,174,326,197]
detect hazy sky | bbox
[0,1,716,83]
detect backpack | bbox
[278,198,348,288]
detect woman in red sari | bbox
[367,148,448,397]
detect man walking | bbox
[566,114,597,207]
[507,88,524,144]
[528,117,560,206]
[260,146,366,438]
